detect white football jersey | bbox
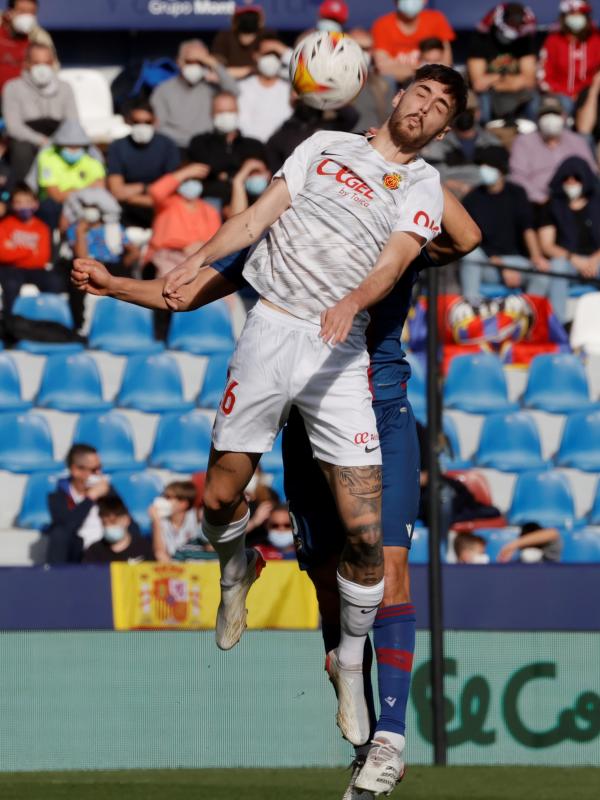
[242,130,443,331]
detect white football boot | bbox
[354,738,406,796]
[342,756,375,800]
[215,548,265,650]
[325,649,370,746]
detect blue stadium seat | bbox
[523,353,596,414]
[17,471,61,529]
[197,353,231,409]
[0,353,32,412]
[110,471,164,535]
[150,411,212,472]
[443,354,518,414]
[74,411,144,472]
[475,527,519,562]
[260,433,283,476]
[561,529,600,563]
[408,524,429,564]
[406,352,426,424]
[13,294,83,355]
[270,471,286,501]
[588,482,600,525]
[89,297,164,355]
[117,353,194,413]
[0,412,60,473]
[441,414,472,470]
[508,470,576,528]
[167,300,235,355]
[475,412,545,472]
[555,410,600,472]
[36,353,112,413]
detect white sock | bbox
[202,510,250,585]
[375,731,406,751]
[337,572,384,667]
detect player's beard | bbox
[388,103,444,152]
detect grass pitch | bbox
[1,767,599,800]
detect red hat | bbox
[319,0,349,25]
[559,0,592,12]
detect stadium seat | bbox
[12,294,83,355]
[117,353,194,413]
[260,433,284,476]
[17,472,61,530]
[150,411,212,472]
[0,412,60,473]
[270,471,286,501]
[167,300,235,355]
[405,352,426,424]
[0,353,32,412]
[59,68,130,143]
[110,471,164,535]
[197,353,231,409]
[508,470,576,528]
[446,470,507,533]
[588,482,600,525]
[555,410,600,472]
[89,297,164,355]
[443,354,518,414]
[36,353,112,413]
[441,415,472,470]
[561,529,600,563]
[475,412,546,472]
[408,524,429,564]
[74,411,144,473]
[523,353,596,414]
[475,527,519,562]
[570,292,600,355]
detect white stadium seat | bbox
[58,68,130,144]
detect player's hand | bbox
[320,296,360,346]
[71,258,114,296]
[163,258,203,309]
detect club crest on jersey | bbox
[382,172,402,190]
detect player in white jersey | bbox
[74,64,468,747]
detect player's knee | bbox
[382,549,410,605]
[343,520,384,573]
[202,483,243,515]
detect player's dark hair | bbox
[454,533,486,558]
[97,495,129,519]
[413,64,468,119]
[66,443,98,467]
[418,37,444,53]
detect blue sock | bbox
[374,603,416,737]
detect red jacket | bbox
[0,215,52,269]
[0,21,29,93]
[539,28,600,98]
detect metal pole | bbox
[425,265,447,765]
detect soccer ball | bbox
[289,31,368,111]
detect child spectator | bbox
[538,1,600,113]
[83,495,153,563]
[150,480,204,562]
[454,533,490,564]
[497,522,562,562]
[0,181,58,314]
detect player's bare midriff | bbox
[259,297,295,317]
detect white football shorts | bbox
[212,301,381,467]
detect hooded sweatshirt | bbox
[539,25,600,99]
[546,156,600,254]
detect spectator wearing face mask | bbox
[509,95,598,213]
[0,181,58,314]
[371,0,455,84]
[460,146,551,304]
[150,39,239,151]
[538,1,600,114]
[227,157,271,217]
[421,90,503,198]
[82,495,153,564]
[237,40,293,143]
[255,505,297,561]
[107,98,180,229]
[0,0,55,94]
[467,3,538,123]
[497,522,562,563]
[538,156,600,322]
[454,534,490,564]
[212,4,278,79]
[296,0,350,43]
[3,42,77,183]
[187,92,267,206]
[150,481,205,563]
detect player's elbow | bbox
[456,221,482,257]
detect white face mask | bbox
[268,529,295,550]
[213,111,239,134]
[565,13,588,33]
[104,525,126,544]
[257,54,281,78]
[563,182,583,200]
[538,113,565,138]
[397,0,425,18]
[181,64,205,85]
[152,496,174,519]
[85,473,105,489]
[479,164,502,186]
[520,547,543,564]
[82,207,102,224]
[130,123,154,145]
[317,18,343,33]
[469,552,490,565]
[12,13,36,35]
[29,63,55,87]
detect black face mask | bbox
[454,110,475,132]
[237,12,260,33]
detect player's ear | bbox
[391,90,404,108]
[435,125,452,141]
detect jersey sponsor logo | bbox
[382,172,402,190]
[353,431,379,445]
[413,210,440,234]
[316,158,375,200]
